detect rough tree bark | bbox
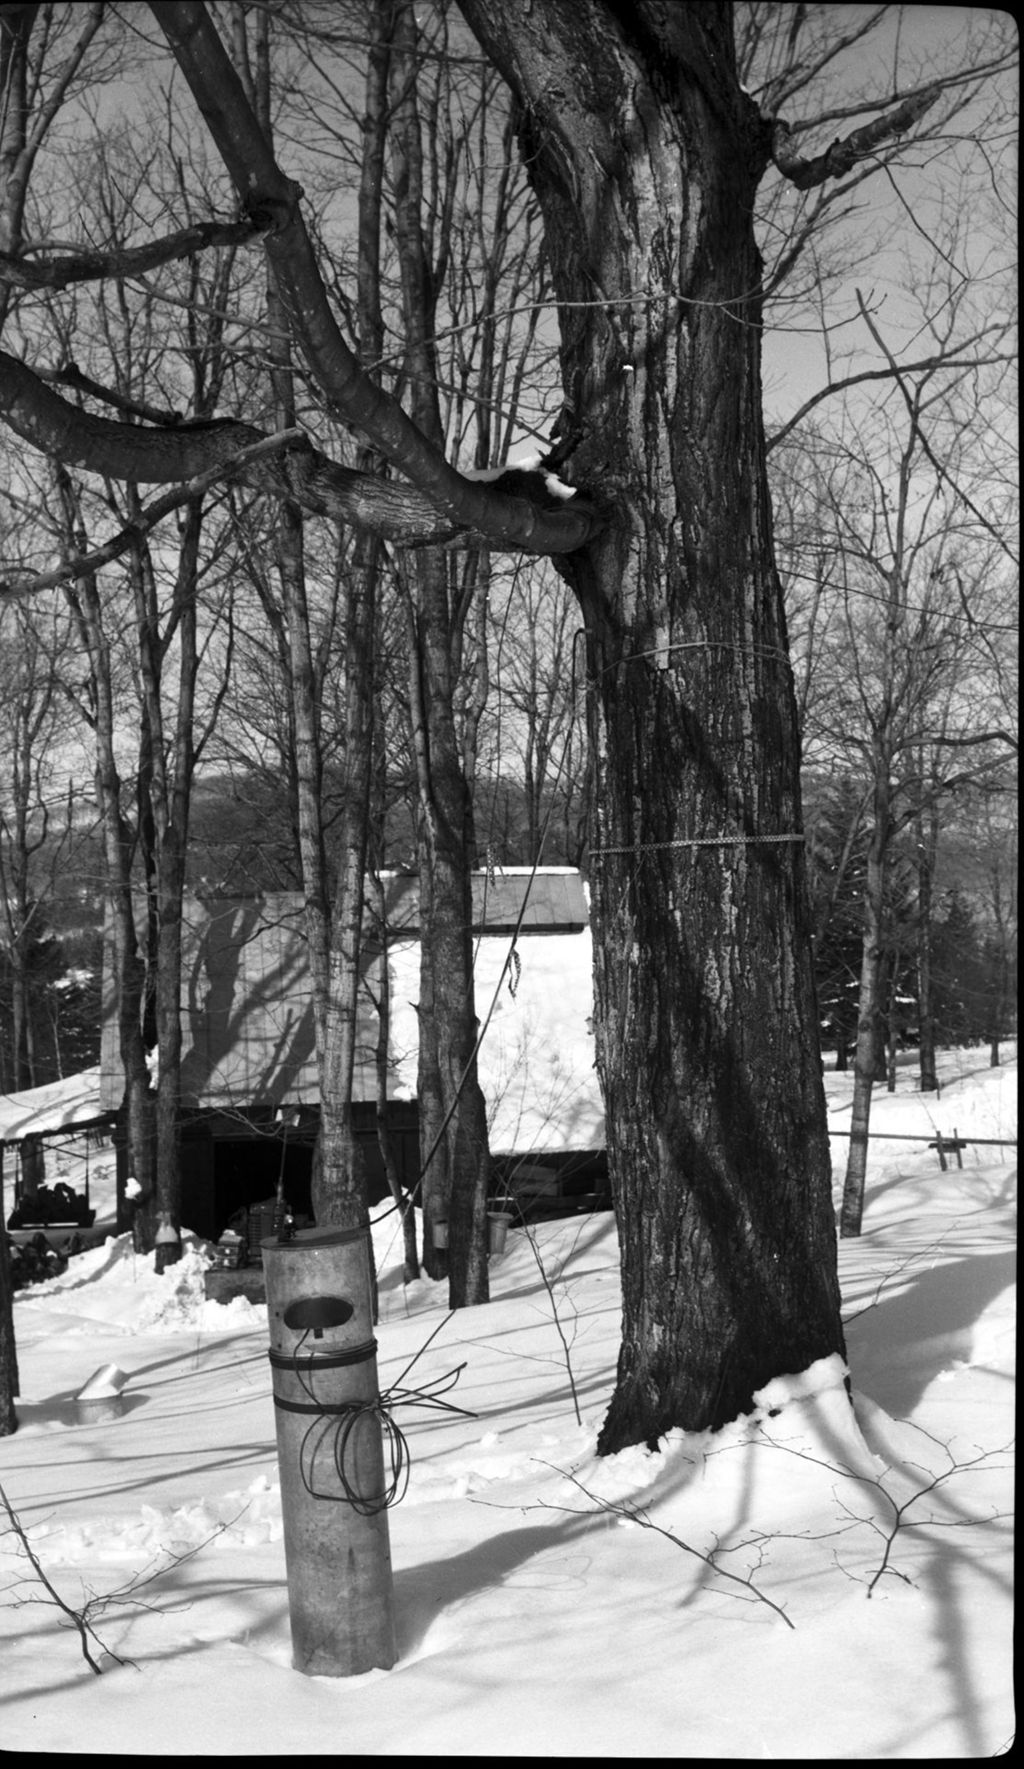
[460,0,846,1443]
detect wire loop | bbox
[285,1324,476,1514]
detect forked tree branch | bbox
[772,86,942,189]
[1,4,602,569]
[136,0,601,559]
[0,346,597,563]
[767,345,1016,454]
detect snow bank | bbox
[13,1232,267,1335]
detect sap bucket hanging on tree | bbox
[262,1225,397,1676]
[487,1211,513,1256]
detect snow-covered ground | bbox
[0,1048,1015,1757]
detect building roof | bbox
[379,866,588,935]
[0,1068,108,1144]
[98,871,603,1152]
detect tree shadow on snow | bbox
[844,1247,1016,1417]
[392,1515,596,1659]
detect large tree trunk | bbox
[461,0,845,1444]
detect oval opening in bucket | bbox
[283,1295,354,1332]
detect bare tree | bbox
[777,320,1015,1234]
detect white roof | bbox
[0,1067,106,1143]
[387,928,604,1154]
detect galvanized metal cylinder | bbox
[262,1226,397,1676]
[75,1363,128,1425]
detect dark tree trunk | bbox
[872,978,889,1086]
[60,521,158,1248]
[389,0,491,1302]
[10,948,33,1091]
[460,1,844,1444]
[152,820,186,1268]
[139,506,204,1267]
[985,874,1010,1070]
[0,1145,18,1432]
[841,781,889,1238]
[231,1,382,1233]
[115,902,158,1248]
[886,976,899,1094]
[316,539,377,1227]
[917,806,939,1094]
[406,562,492,1306]
[367,871,419,1281]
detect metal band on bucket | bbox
[268,1340,378,1373]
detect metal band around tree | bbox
[590,834,806,856]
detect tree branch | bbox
[143,0,601,559]
[772,86,942,190]
[854,291,1019,567]
[931,729,1018,754]
[38,360,191,427]
[777,48,1019,138]
[0,346,598,558]
[767,343,1015,453]
[0,1478,126,1674]
[0,428,300,601]
[0,216,263,291]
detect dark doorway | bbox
[213,1134,314,1238]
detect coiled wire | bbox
[289,1317,475,1515]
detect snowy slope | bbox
[0,1049,1015,1758]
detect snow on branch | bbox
[0,348,599,579]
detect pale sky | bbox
[761,4,1016,427]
